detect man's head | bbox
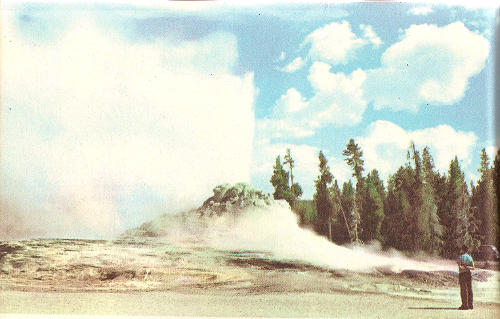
[461,245,468,254]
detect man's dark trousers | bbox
[459,270,473,309]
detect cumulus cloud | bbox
[407,6,433,16]
[360,24,382,46]
[364,22,490,111]
[328,156,352,184]
[281,23,380,71]
[1,13,255,238]
[273,88,310,115]
[411,125,478,170]
[279,57,305,73]
[267,22,488,141]
[486,146,499,161]
[307,62,367,126]
[357,121,478,179]
[304,21,366,65]
[257,62,367,140]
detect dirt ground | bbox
[1,289,499,318]
[0,238,499,318]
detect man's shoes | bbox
[458,305,473,310]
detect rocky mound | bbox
[122,183,278,238]
[199,183,274,216]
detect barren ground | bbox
[0,238,499,318]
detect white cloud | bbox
[304,21,366,65]
[1,14,256,238]
[279,57,305,73]
[357,121,478,180]
[486,146,499,161]
[328,157,352,184]
[360,24,382,47]
[307,62,367,126]
[364,22,490,111]
[257,62,368,139]
[411,125,478,171]
[266,22,489,140]
[256,119,316,140]
[407,6,433,16]
[273,88,310,114]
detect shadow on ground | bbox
[408,306,460,310]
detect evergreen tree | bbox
[382,166,413,251]
[474,149,496,245]
[381,144,441,253]
[330,180,350,244]
[283,148,295,186]
[270,152,303,207]
[314,151,334,240]
[440,157,474,258]
[291,183,303,203]
[421,147,443,255]
[341,180,359,243]
[270,156,294,205]
[343,139,365,243]
[430,163,448,255]
[454,185,479,253]
[406,143,424,251]
[359,170,385,242]
[343,139,365,183]
[284,149,303,203]
[293,200,316,226]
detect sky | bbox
[1,1,498,238]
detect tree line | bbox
[270,140,499,258]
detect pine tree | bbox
[283,148,295,187]
[359,170,385,243]
[343,139,365,243]
[440,157,474,258]
[270,156,293,204]
[453,185,479,252]
[421,147,443,255]
[270,152,303,207]
[343,139,364,183]
[382,166,413,251]
[381,144,439,253]
[475,149,496,245]
[283,149,303,204]
[341,180,359,243]
[330,180,349,244]
[314,151,334,240]
[430,165,448,255]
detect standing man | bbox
[457,245,475,310]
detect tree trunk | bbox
[328,221,332,242]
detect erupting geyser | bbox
[124,183,456,273]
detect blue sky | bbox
[1,1,498,238]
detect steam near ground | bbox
[167,202,456,273]
[0,13,255,239]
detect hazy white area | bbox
[169,202,457,273]
[0,13,255,239]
